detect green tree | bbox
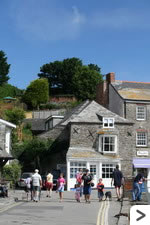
[0,83,22,98]
[0,50,10,85]
[72,66,103,100]
[5,107,26,142]
[38,57,82,95]
[22,78,49,109]
[5,107,25,126]
[88,63,101,72]
[18,138,53,172]
[2,161,22,187]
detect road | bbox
[0,190,121,225]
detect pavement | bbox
[0,188,133,225]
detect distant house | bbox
[96,72,150,188]
[3,96,16,103]
[0,119,16,175]
[24,115,64,135]
[38,100,134,190]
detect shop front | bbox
[133,158,150,193]
[67,159,120,190]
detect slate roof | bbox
[60,100,91,126]
[70,100,133,124]
[38,101,91,138]
[24,119,46,131]
[67,147,121,160]
[38,100,133,140]
[112,80,150,101]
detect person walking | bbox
[25,176,32,201]
[75,169,83,197]
[31,169,42,202]
[82,169,93,203]
[75,183,81,202]
[132,171,145,202]
[46,171,53,198]
[111,165,124,201]
[97,178,104,201]
[75,169,83,185]
[57,173,66,202]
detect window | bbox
[136,106,146,120]
[103,118,114,128]
[99,135,117,153]
[90,165,96,176]
[102,164,116,178]
[136,132,147,146]
[70,162,86,178]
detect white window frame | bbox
[103,118,114,128]
[70,162,86,178]
[136,106,146,121]
[136,132,147,147]
[102,164,116,178]
[99,135,117,153]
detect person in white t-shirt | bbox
[31,169,42,202]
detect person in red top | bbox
[75,169,83,184]
[97,178,104,201]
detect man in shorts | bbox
[111,165,124,201]
[82,169,93,203]
[31,169,42,202]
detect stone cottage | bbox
[0,119,16,175]
[39,100,134,190]
[96,72,150,188]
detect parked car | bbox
[18,172,33,188]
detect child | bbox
[25,176,32,201]
[75,183,81,202]
[97,178,104,201]
[57,173,66,202]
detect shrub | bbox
[2,161,22,188]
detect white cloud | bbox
[10,0,86,41]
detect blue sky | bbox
[1,0,150,89]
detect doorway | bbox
[89,164,98,187]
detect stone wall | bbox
[126,102,150,158]
[50,95,76,103]
[69,122,134,178]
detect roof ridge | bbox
[115,80,150,84]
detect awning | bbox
[133,158,150,168]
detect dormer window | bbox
[136,106,146,120]
[103,118,114,128]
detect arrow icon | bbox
[136,210,146,221]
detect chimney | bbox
[96,72,115,108]
[106,72,115,83]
